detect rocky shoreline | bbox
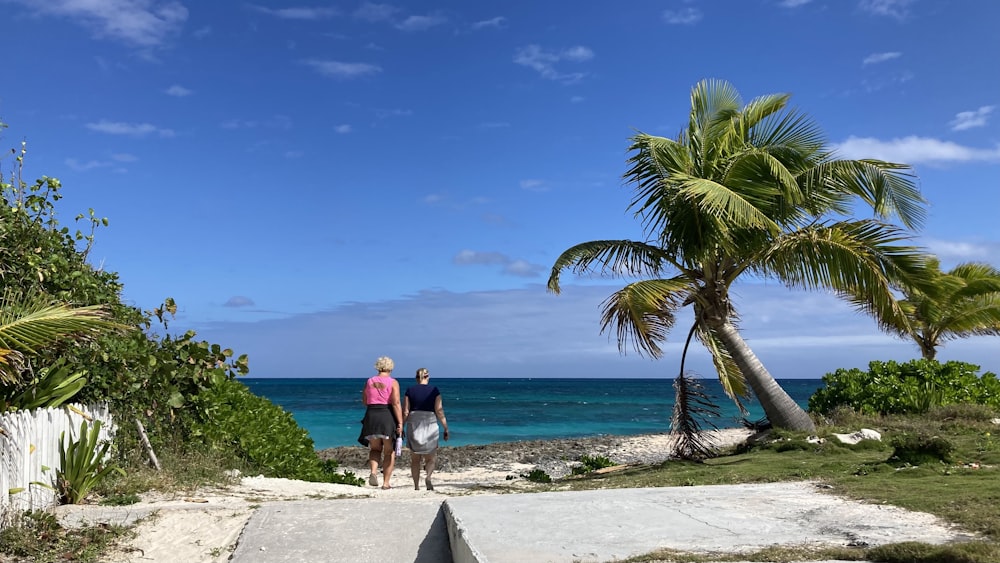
[319,429,753,480]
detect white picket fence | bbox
[0,404,115,523]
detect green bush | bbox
[572,454,616,475]
[889,433,954,466]
[522,469,552,483]
[56,420,125,504]
[809,359,1000,416]
[190,378,363,485]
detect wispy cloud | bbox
[862,51,901,65]
[950,106,994,131]
[221,115,293,130]
[249,5,338,20]
[778,0,812,7]
[164,84,192,96]
[925,238,1000,264]
[833,136,1000,164]
[663,8,702,25]
[302,59,382,78]
[472,16,506,30]
[453,250,545,278]
[224,296,256,308]
[353,2,398,22]
[395,13,446,31]
[859,0,914,19]
[86,119,175,137]
[9,0,188,47]
[514,44,594,84]
[334,124,352,134]
[65,158,111,171]
[478,121,510,129]
[519,179,547,191]
[375,108,412,119]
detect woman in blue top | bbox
[403,367,449,490]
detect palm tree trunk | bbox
[713,320,816,432]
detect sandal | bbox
[368,473,379,487]
[425,478,434,491]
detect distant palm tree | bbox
[548,79,930,432]
[892,258,1000,360]
[0,289,119,386]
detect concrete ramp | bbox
[230,497,451,563]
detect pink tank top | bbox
[363,375,394,405]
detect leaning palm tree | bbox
[891,258,1000,360]
[548,79,930,432]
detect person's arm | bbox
[402,393,411,423]
[361,381,368,406]
[391,380,403,434]
[434,394,449,440]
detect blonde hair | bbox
[374,356,394,373]
[415,367,429,380]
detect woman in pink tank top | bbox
[357,356,403,489]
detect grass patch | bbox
[0,510,135,563]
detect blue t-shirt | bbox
[405,385,440,412]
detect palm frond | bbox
[695,325,749,412]
[598,278,692,358]
[673,173,781,234]
[822,159,925,229]
[547,240,673,294]
[670,372,722,461]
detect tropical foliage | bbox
[0,125,357,488]
[55,420,125,504]
[890,257,1000,360]
[548,79,930,431]
[809,358,1000,415]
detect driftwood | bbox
[135,418,161,471]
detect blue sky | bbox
[1,0,997,379]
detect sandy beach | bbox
[52,429,753,563]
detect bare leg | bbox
[411,453,422,490]
[380,437,395,488]
[424,452,436,490]
[367,447,381,486]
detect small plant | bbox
[572,454,615,475]
[57,419,125,504]
[0,509,132,562]
[522,469,551,483]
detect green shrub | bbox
[889,433,954,466]
[571,454,616,475]
[190,378,363,485]
[523,469,551,483]
[809,359,1000,416]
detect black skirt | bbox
[358,404,397,447]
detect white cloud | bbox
[779,0,812,7]
[334,124,352,134]
[10,0,188,47]
[188,283,999,381]
[192,25,211,38]
[479,121,510,129]
[862,51,901,65]
[353,2,398,22]
[302,59,382,78]
[111,153,138,162]
[859,0,914,19]
[519,179,546,191]
[164,84,192,96]
[513,45,594,84]
[375,108,412,119]
[65,158,111,171]
[663,8,702,25]
[833,136,1000,164]
[925,238,1000,264]
[249,5,338,20]
[570,96,585,103]
[453,250,545,278]
[395,14,446,31]
[950,106,994,131]
[472,16,506,30]
[86,119,175,137]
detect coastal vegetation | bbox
[548,79,931,432]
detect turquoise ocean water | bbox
[244,378,823,450]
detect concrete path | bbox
[227,482,969,563]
